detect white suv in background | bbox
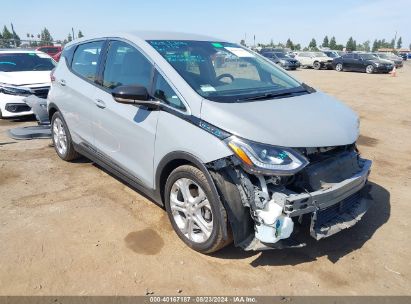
[294,51,333,70]
[0,50,55,118]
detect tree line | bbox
[0,25,84,47]
[253,35,410,52]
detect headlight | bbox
[226,136,309,175]
[0,84,32,96]
[280,59,287,64]
[374,63,380,67]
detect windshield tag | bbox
[200,85,216,92]
[224,47,254,58]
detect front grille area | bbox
[30,86,50,99]
[315,191,362,227]
[5,103,31,113]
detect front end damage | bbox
[207,144,373,251]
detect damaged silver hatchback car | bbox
[48,32,373,253]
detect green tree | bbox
[286,38,294,50]
[67,33,73,42]
[78,30,84,38]
[389,38,395,48]
[322,35,329,48]
[294,43,301,51]
[329,36,337,49]
[40,28,53,45]
[396,37,402,49]
[346,37,357,51]
[240,39,245,46]
[372,40,378,51]
[2,26,13,47]
[358,40,370,52]
[308,38,317,50]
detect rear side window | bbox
[102,40,152,90]
[154,73,185,111]
[72,41,104,81]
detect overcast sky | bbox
[2,0,410,48]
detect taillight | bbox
[50,68,56,82]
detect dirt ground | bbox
[0,63,410,296]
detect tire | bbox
[51,111,79,161]
[313,61,321,70]
[365,65,374,74]
[0,109,3,119]
[335,63,343,72]
[164,165,230,253]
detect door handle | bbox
[94,99,106,109]
[59,79,66,86]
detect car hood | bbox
[200,91,359,148]
[0,71,51,86]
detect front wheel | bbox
[335,63,343,72]
[365,65,374,74]
[313,61,321,70]
[164,165,230,253]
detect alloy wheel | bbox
[53,117,67,156]
[169,178,213,243]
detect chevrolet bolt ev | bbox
[48,32,373,253]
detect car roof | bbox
[67,31,225,46]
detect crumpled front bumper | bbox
[280,158,372,240]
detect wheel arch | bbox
[155,151,230,241]
[48,102,61,121]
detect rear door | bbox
[351,53,362,71]
[53,40,105,146]
[92,40,159,188]
[342,53,355,70]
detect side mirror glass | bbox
[112,85,160,110]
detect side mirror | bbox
[112,85,160,110]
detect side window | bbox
[353,54,359,59]
[344,53,354,59]
[72,41,103,81]
[153,73,186,111]
[102,41,152,90]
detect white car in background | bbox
[294,51,333,70]
[0,50,55,118]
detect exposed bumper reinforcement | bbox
[310,185,373,240]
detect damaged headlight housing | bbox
[226,136,309,175]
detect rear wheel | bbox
[335,63,343,72]
[51,112,79,161]
[164,165,230,253]
[313,61,321,70]
[365,65,374,74]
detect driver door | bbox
[92,40,159,188]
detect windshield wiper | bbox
[237,89,308,102]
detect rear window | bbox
[0,53,55,72]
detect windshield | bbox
[147,40,303,102]
[0,53,55,72]
[376,53,389,59]
[360,54,377,60]
[313,52,327,57]
[325,52,338,58]
[274,52,288,58]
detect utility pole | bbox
[72,27,75,40]
[253,35,256,48]
[394,31,397,49]
[10,23,17,47]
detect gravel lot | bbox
[0,63,410,296]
